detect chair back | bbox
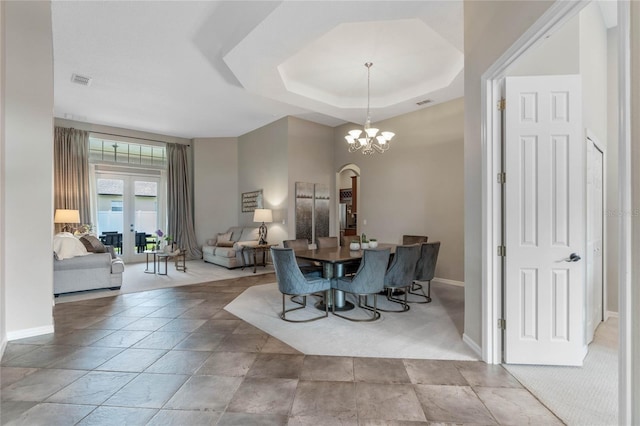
[316,236,338,249]
[385,244,421,288]
[349,248,390,293]
[402,235,428,245]
[271,247,310,295]
[415,241,440,282]
[283,239,309,251]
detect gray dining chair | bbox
[283,238,322,277]
[402,235,428,245]
[376,244,421,312]
[316,236,338,248]
[271,247,331,322]
[409,241,441,303]
[332,248,390,322]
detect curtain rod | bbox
[88,130,190,147]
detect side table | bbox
[241,243,276,273]
[143,250,161,274]
[156,249,187,275]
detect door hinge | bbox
[498,98,506,111]
[498,318,506,330]
[497,245,506,257]
[497,172,506,184]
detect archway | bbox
[335,164,360,245]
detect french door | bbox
[93,170,164,263]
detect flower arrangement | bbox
[154,229,174,249]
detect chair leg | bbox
[280,293,327,323]
[373,287,410,312]
[333,291,380,322]
[408,280,432,303]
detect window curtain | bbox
[167,143,202,259]
[54,127,90,233]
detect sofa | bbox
[202,226,260,269]
[53,233,125,296]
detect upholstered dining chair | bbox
[271,247,332,322]
[409,241,441,303]
[402,235,428,245]
[332,248,390,322]
[316,236,339,248]
[283,238,322,277]
[376,244,421,312]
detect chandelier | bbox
[344,62,395,155]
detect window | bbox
[89,137,166,167]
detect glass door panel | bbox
[95,172,162,263]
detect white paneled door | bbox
[504,75,587,366]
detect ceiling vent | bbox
[416,99,432,106]
[71,73,92,86]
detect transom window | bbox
[89,137,166,167]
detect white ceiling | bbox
[52,1,463,139]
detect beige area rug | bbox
[224,281,479,360]
[505,318,618,426]
[55,260,275,303]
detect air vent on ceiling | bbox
[416,99,433,106]
[71,73,92,86]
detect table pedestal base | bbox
[315,289,355,312]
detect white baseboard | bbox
[433,277,464,287]
[463,333,482,358]
[7,325,54,341]
[605,311,619,320]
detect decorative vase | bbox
[369,241,378,248]
[349,242,360,251]
[361,242,369,249]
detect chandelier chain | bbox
[344,62,395,155]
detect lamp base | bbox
[258,222,268,245]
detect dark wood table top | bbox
[294,243,396,264]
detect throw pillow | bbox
[80,235,106,253]
[217,232,232,243]
[216,240,235,247]
[53,233,89,260]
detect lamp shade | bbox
[54,209,80,224]
[253,208,273,223]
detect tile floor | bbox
[1,273,563,425]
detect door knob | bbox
[564,253,581,262]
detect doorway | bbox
[480,0,631,421]
[93,170,164,263]
[336,164,360,245]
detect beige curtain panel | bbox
[54,127,90,233]
[167,143,202,259]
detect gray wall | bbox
[193,137,239,246]
[287,116,335,244]
[4,0,55,338]
[463,0,555,348]
[237,118,289,245]
[333,98,465,282]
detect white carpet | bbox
[55,260,275,303]
[505,318,618,426]
[224,282,479,360]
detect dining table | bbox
[294,243,396,311]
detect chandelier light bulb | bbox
[345,62,394,155]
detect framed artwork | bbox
[295,182,330,243]
[295,182,314,242]
[242,189,263,213]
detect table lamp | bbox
[54,209,80,232]
[253,208,273,245]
